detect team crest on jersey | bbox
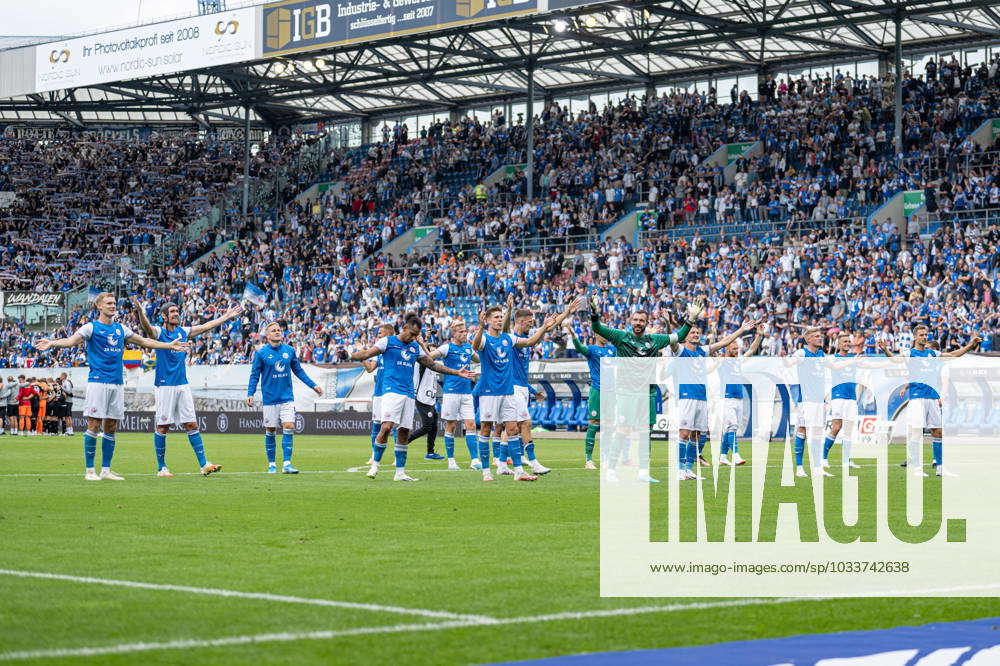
[502,338,509,346]
[282,352,289,359]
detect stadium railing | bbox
[909,205,1000,236]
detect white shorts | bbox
[441,393,474,421]
[479,394,519,424]
[722,398,743,433]
[380,392,415,430]
[678,398,708,432]
[907,397,942,429]
[796,401,827,428]
[155,385,197,428]
[829,398,858,422]
[262,402,296,429]
[84,383,125,421]
[510,385,532,423]
[372,395,383,422]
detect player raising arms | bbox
[506,296,585,475]
[674,319,756,480]
[718,320,766,467]
[34,291,190,481]
[426,319,481,471]
[589,295,703,483]
[566,320,616,469]
[884,324,980,477]
[246,321,324,474]
[133,298,242,477]
[472,295,559,482]
[351,313,475,481]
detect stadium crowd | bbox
[4,58,1000,368]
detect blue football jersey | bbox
[512,335,532,388]
[793,346,826,402]
[76,321,134,384]
[247,343,317,405]
[373,356,386,398]
[677,345,709,401]
[475,332,521,396]
[436,342,474,395]
[151,325,190,387]
[830,353,857,400]
[906,347,939,399]
[583,344,616,391]
[374,335,425,398]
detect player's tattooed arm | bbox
[131,297,156,338]
[944,334,981,357]
[349,345,382,361]
[126,333,190,352]
[361,358,378,372]
[744,322,766,356]
[417,355,475,379]
[708,319,755,355]
[189,303,244,338]
[515,314,558,348]
[34,333,85,351]
[550,296,586,330]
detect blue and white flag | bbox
[242,283,266,307]
[86,286,101,305]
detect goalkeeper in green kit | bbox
[588,294,704,482]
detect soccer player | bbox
[247,320,324,474]
[350,313,475,481]
[566,321,615,469]
[59,372,74,435]
[34,291,190,481]
[674,320,755,480]
[427,319,481,471]
[134,298,242,477]
[0,377,12,435]
[884,324,979,477]
[506,296,584,475]
[589,295,703,483]
[362,323,396,465]
[471,296,559,482]
[16,376,34,436]
[790,328,829,478]
[823,331,863,470]
[718,321,765,467]
[6,376,21,435]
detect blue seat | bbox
[554,401,572,430]
[540,403,557,430]
[575,402,589,429]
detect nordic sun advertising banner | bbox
[261,0,537,56]
[34,7,257,93]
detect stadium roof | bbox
[3,0,1000,127]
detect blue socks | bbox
[281,428,293,463]
[720,431,734,455]
[264,432,276,463]
[101,434,116,468]
[84,430,98,468]
[508,435,523,468]
[370,421,380,447]
[154,432,167,470]
[794,433,805,466]
[478,436,490,470]
[394,444,408,470]
[372,441,387,462]
[444,434,455,459]
[524,440,536,461]
[188,430,207,467]
[465,433,478,461]
[932,439,942,466]
[823,435,836,460]
[686,441,697,470]
[698,433,707,454]
[678,441,687,470]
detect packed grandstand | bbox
[3,60,1000,370]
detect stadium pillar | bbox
[526,67,535,201]
[893,14,903,157]
[242,104,251,218]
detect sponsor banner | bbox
[261,0,537,56]
[725,141,755,164]
[71,410,372,436]
[34,7,257,93]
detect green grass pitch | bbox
[1,433,997,664]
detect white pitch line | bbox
[0,570,493,622]
[3,584,1000,662]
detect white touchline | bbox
[1,584,999,662]
[0,570,494,622]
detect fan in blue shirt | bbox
[247,321,324,474]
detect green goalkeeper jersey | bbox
[589,313,691,358]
